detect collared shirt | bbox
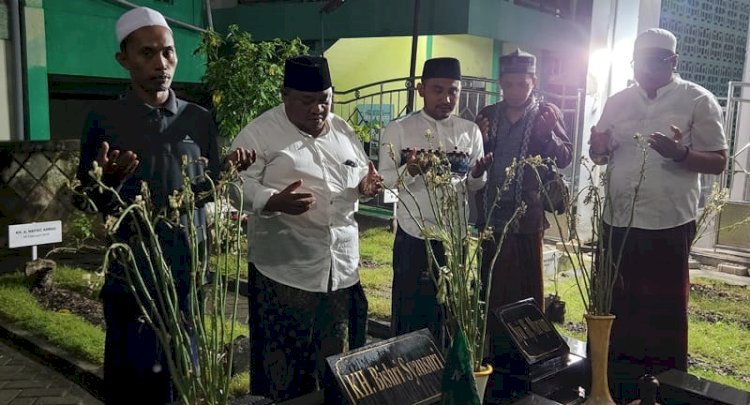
[378,110,486,239]
[78,90,221,209]
[231,105,369,293]
[479,100,572,233]
[78,89,221,295]
[595,76,727,229]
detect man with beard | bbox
[379,57,491,343]
[590,28,727,401]
[76,7,254,403]
[230,55,382,401]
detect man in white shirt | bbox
[230,56,382,401]
[379,57,491,342]
[590,28,727,402]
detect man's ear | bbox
[416,82,425,97]
[115,51,129,70]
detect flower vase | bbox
[584,314,616,405]
[474,364,493,404]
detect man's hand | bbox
[475,114,490,144]
[590,126,612,154]
[97,141,139,184]
[265,180,316,215]
[532,104,560,141]
[470,152,494,178]
[224,147,256,172]
[649,125,687,160]
[359,161,383,197]
[404,148,433,177]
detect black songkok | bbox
[283,56,333,92]
[422,57,462,80]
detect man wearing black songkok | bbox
[230,55,382,400]
[475,49,572,378]
[379,57,492,343]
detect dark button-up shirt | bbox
[78,90,221,296]
[479,100,572,233]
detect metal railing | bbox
[722,81,750,202]
[706,82,750,251]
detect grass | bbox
[359,227,394,321]
[0,268,252,395]
[0,273,105,364]
[544,274,750,392]
[360,227,394,265]
[54,265,104,299]
[210,254,249,280]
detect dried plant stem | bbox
[82,162,245,404]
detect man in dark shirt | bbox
[76,7,253,403]
[475,50,572,371]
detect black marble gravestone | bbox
[325,328,444,405]
[487,299,586,404]
[657,369,750,405]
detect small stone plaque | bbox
[493,298,569,366]
[326,329,444,405]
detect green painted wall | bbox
[213,0,587,55]
[24,1,50,141]
[213,0,470,42]
[43,0,206,82]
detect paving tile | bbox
[16,387,69,398]
[0,389,22,402]
[37,397,88,405]
[8,398,36,405]
[0,342,101,404]
[4,379,50,389]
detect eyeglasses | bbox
[631,54,677,68]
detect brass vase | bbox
[584,314,616,405]
[474,364,493,404]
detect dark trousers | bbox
[605,221,695,402]
[390,226,446,344]
[102,221,199,404]
[249,265,360,401]
[103,297,175,404]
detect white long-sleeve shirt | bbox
[230,105,368,292]
[378,110,486,239]
[595,76,727,229]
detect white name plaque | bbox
[8,221,62,249]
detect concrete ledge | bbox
[0,139,80,153]
[692,248,750,268]
[690,269,750,286]
[0,317,104,401]
[717,263,749,277]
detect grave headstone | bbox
[657,369,750,405]
[488,298,585,404]
[326,329,444,405]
